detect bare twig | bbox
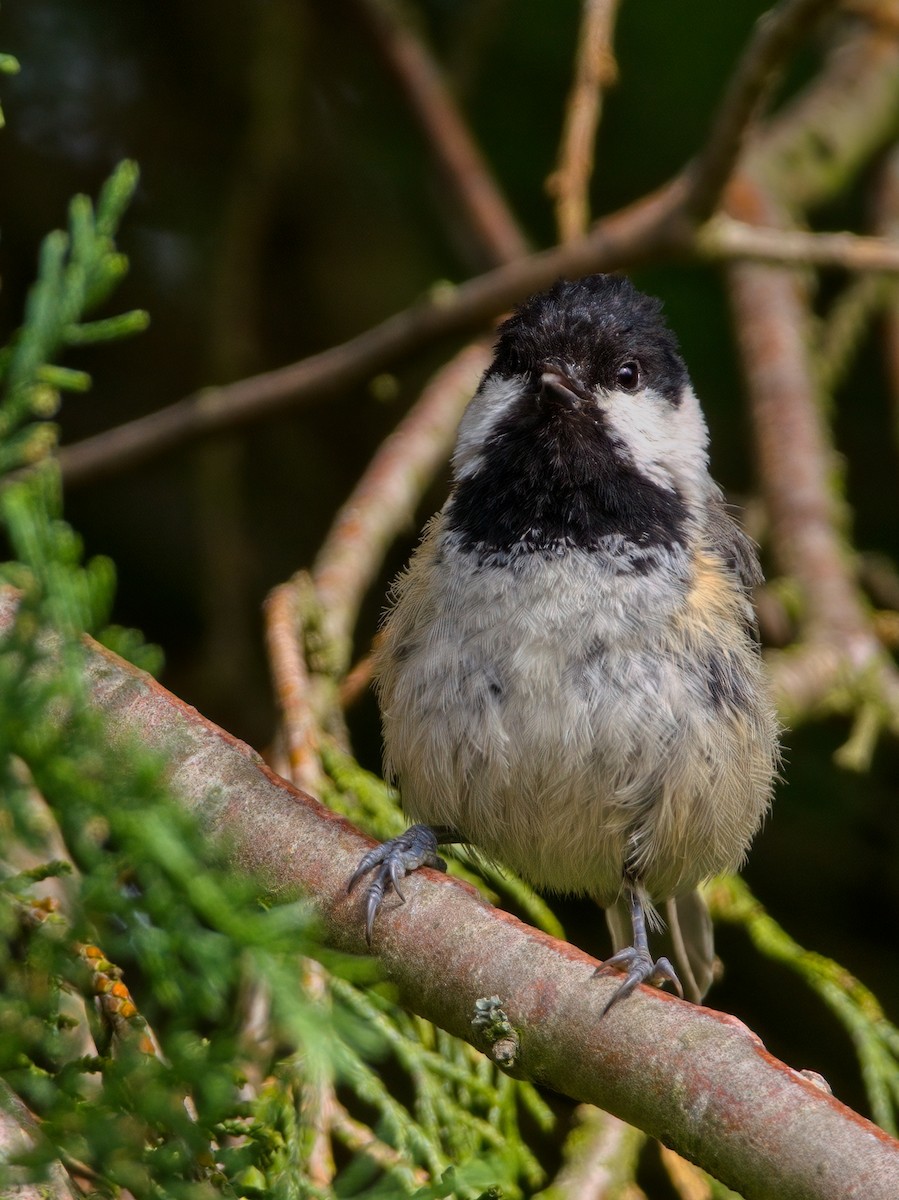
[14,590,898,1200]
[350,0,528,267]
[874,143,899,446]
[55,182,682,489]
[0,1079,81,1200]
[339,652,375,709]
[726,190,872,652]
[54,1,899,493]
[699,217,899,271]
[726,180,899,736]
[264,578,324,793]
[299,958,337,1187]
[713,3,899,730]
[535,1104,646,1200]
[547,0,621,243]
[312,339,493,670]
[331,1100,429,1185]
[683,0,836,221]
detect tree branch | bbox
[55,181,683,489]
[535,1105,646,1200]
[726,186,882,657]
[716,1,899,730]
[749,3,899,212]
[8,588,898,1200]
[546,0,621,243]
[699,217,899,271]
[54,0,899,496]
[683,0,836,221]
[264,577,324,793]
[349,0,528,267]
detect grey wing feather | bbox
[702,490,763,644]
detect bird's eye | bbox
[617,361,640,391]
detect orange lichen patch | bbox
[73,939,157,1053]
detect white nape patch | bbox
[601,383,711,508]
[452,375,523,480]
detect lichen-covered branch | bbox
[9,591,897,1200]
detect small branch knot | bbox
[471,996,520,1067]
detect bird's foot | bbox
[347,824,447,943]
[595,946,683,1015]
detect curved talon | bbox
[388,856,406,902]
[596,947,684,1015]
[348,824,446,943]
[365,875,388,942]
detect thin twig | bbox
[727,183,899,734]
[726,188,873,651]
[62,191,899,494]
[718,10,899,663]
[264,578,324,794]
[55,2,899,489]
[874,143,899,449]
[56,213,899,494]
[339,652,375,709]
[535,1104,646,1200]
[547,0,621,243]
[312,339,493,670]
[716,4,899,728]
[330,1100,429,1185]
[351,0,528,267]
[683,0,836,221]
[300,958,337,1188]
[699,217,899,271]
[55,182,682,489]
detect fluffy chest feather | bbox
[374,523,774,902]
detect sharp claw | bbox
[388,856,406,903]
[347,865,366,894]
[654,956,684,999]
[600,946,639,972]
[601,973,642,1016]
[365,884,381,944]
[349,825,446,941]
[595,947,684,1015]
[347,845,385,894]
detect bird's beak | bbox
[539,368,589,410]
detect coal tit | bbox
[350,274,779,1009]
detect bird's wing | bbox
[700,490,763,645]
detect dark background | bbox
[1,0,897,1125]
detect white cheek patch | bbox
[600,384,710,506]
[453,376,522,480]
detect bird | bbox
[349,273,780,1010]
